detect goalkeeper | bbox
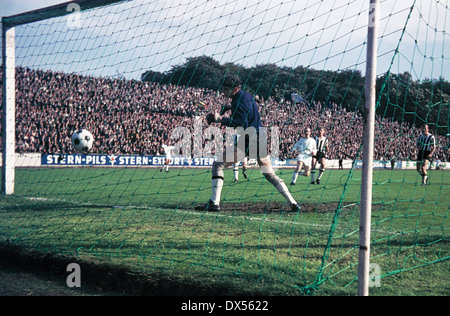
[196,75,301,212]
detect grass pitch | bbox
[0,167,448,295]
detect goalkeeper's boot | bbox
[291,203,301,212]
[195,200,220,212]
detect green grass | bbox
[0,167,448,295]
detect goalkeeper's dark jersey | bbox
[221,89,262,130]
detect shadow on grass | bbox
[0,242,305,296]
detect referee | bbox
[416,124,436,185]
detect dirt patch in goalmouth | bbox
[186,201,350,214]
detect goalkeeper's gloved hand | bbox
[206,113,217,125]
[220,105,231,116]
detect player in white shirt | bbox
[233,134,249,182]
[291,127,317,185]
[160,142,175,172]
[233,158,248,182]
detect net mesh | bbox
[0,0,448,295]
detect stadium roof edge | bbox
[1,0,131,28]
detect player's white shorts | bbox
[295,154,312,167]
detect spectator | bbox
[0,66,447,163]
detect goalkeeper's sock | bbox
[275,182,297,207]
[211,178,224,205]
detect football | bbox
[71,129,94,153]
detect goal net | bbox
[1,0,448,295]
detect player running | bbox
[160,141,175,172]
[233,158,248,183]
[310,127,329,184]
[290,127,316,185]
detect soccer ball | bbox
[71,129,94,153]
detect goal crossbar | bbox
[1,0,129,28]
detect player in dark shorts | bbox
[310,127,329,184]
[416,124,435,185]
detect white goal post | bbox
[1,24,15,194]
[358,0,379,297]
[1,0,128,194]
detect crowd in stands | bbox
[1,67,448,162]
